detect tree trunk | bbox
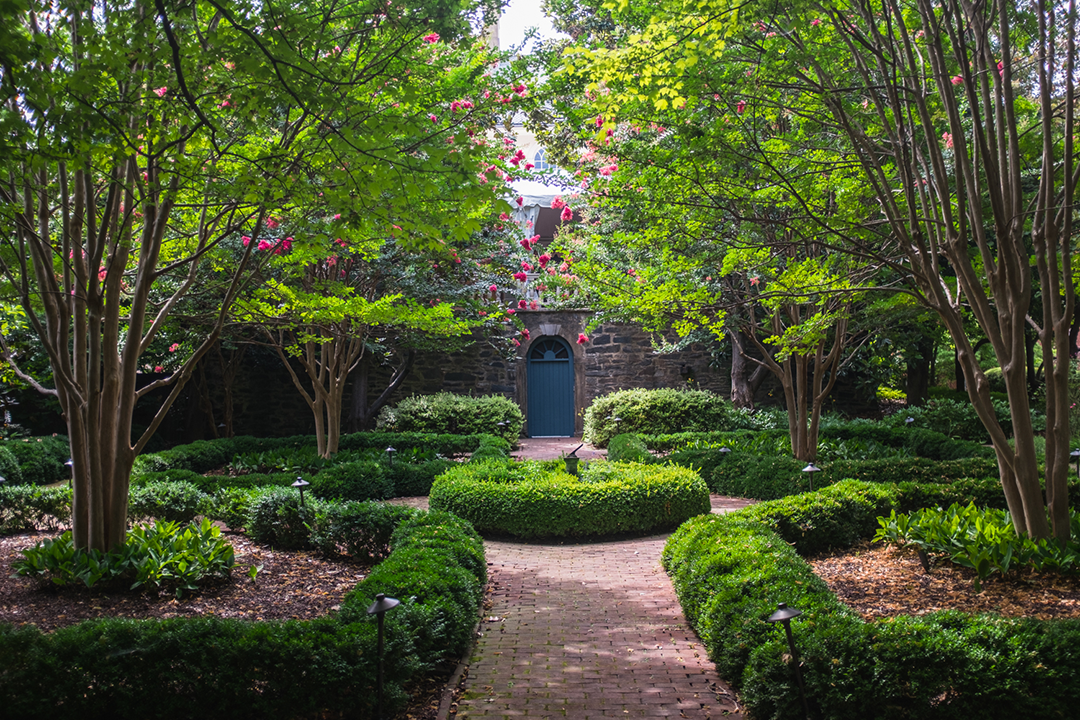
[728,329,769,409]
[905,335,933,407]
[349,350,416,431]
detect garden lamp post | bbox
[801,463,820,492]
[367,593,401,720]
[65,458,74,487]
[766,603,811,719]
[385,446,397,466]
[565,443,584,476]
[292,477,309,506]
[719,446,732,456]
[1071,449,1080,478]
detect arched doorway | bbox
[527,336,575,437]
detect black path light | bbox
[367,593,401,720]
[906,416,915,426]
[65,458,74,487]
[385,446,397,466]
[766,602,812,720]
[1071,449,1080,478]
[564,443,584,476]
[719,446,732,456]
[801,463,821,492]
[291,477,309,506]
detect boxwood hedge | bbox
[582,388,757,447]
[0,507,485,720]
[662,481,1080,719]
[429,460,711,538]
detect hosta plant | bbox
[14,518,235,597]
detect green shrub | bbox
[200,486,264,531]
[469,434,512,463]
[430,460,710,538]
[583,388,756,447]
[385,458,456,496]
[309,461,394,502]
[13,519,234,595]
[606,433,655,463]
[885,396,1046,441]
[311,501,418,561]
[376,393,523,444]
[0,505,485,720]
[0,446,23,485]
[3,435,70,485]
[0,485,71,534]
[246,487,319,549]
[127,481,207,524]
[662,486,1080,719]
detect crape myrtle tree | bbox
[539,0,889,459]
[0,0,507,551]
[561,0,1078,540]
[225,37,533,458]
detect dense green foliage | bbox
[877,504,1080,590]
[0,436,69,485]
[606,433,654,463]
[0,508,486,719]
[127,481,208,525]
[14,519,234,595]
[430,460,710,538]
[582,388,758,447]
[0,446,23,485]
[0,485,71,534]
[310,502,418,562]
[662,482,1080,718]
[377,393,524,444]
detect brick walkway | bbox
[392,438,752,718]
[451,495,750,719]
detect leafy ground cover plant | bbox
[876,504,1080,591]
[13,519,234,597]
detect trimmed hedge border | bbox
[662,480,1080,719]
[0,507,485,720]
[429,460,711,538]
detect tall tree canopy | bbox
[558,0,1078,540]
[0,0,514,550]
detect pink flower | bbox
[577,334,588,344]
[220,100,231,108]
[750,276,760,286]
[154,366,164,372]
[154,87,168,97]
[538,254,550,268]
[518,299,527,309]
[462,100,474,109]
[489,284,498,293]
[513,338,521,346]
[266,218,280,229]
[951,75,964,85]
[513,83,527,95]
[598,164,618,176]
[560,206,573,221]
[594,115,604,128]
[169,343,180,352]
[736,100,746,114]
[529,301,538,310]
[333,213,341,220]
[516,196,524,206]
[550,196,566,210]
[499,212,510,221]
[98,267,107,281]
[429,114,438,123]
[422,32,440,43]
[522,328,531,340]
[521,261,532,271]
[810,18,821,26]
[559,262,569,272]
[513,271,528,282]
[942,131,953,149]
[997,60,1004,77]
[507,308,516,314]
[242,236,252,246]
[525,163,535,170]
[258,239,271,251]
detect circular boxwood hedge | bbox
[429,460,711,538]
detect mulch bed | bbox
[0,530,456,719]
[809,541,1080,621]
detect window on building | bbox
[533,149,551,170]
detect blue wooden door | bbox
[527,337,574,436]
